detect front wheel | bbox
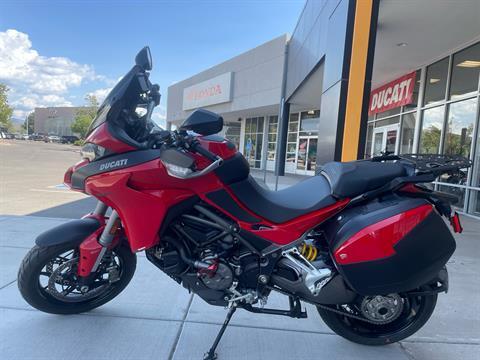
[317,292,437,345]
[18,242,136,314]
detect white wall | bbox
[167,35,287,125]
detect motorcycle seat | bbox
[319,160,407,198]
[229,175,336,223]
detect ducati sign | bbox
[99,159,128,171]
[369,71,416,115]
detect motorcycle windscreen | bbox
[326,197,456,295]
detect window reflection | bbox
[444,98,477,157]
[438,185,466,212]
[419,106,444,153]
[469,190,480,216]
[424,57,449,105]
[471,126,480,188]
[450,42,480,100]
[243,116,264,169]
[400,112,416,154]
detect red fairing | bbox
[64,159,89,189]
[85,123,136,154]
[84,158,223,252]
[334,204,433,265]
[202,190,350,245]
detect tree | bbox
[0,83,14,131]
[71,95,99,139]
[420,125,441,154]
[23,112,35,134]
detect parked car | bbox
[47,135,61,143]
[60,135,80,144]
[30,134,46,141]
[21,134,30,140]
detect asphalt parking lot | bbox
[0,140,479,359]
[0,140,96,217]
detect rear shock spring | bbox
[300,243,318,261]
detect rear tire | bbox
[18,242,136,315]
[317,293,437,345]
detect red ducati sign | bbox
[369,71,416,115]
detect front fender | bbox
[35,218,101,247]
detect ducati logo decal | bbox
[99,159,128,171]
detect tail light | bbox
[449,212,463,233]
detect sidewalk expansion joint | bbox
[399,342,417,360]
[0,279,17,290]
[0,245,32,250]
[168,293,194,360]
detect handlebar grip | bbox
[192,142,219,162]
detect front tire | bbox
[18,242,136,314]
[317,292,437,345]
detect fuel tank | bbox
[324,196,456,295]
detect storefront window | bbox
[424,57,449,106]
[438,184,466,211]
[243,117,264,168]
[267,116,278,163]
[365,123,373,158]
[375,116,400,127]
[286,113,299,166]
[224,122,241,150]
[419,106,444,153]
[299,110,319,136]
[468,190,480,216]
[449,42,480,100]
[375,107,400,119]
[444,98,477,157]
[470,126,480,188]
[400,112,416,154]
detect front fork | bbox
[77,201,121,279]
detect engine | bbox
[146,204,263,306]
[146,203,356,307]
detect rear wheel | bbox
[18,242,136,314]
[317,292,437,345]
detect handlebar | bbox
[190,141,220,162]
[158,133,224,180]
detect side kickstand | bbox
[204,305,237,360]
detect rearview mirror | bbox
[135,46,152,71]
[180,109,223,135]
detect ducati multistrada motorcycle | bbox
[18,47,470,359]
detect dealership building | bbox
[167,0,480,217]
[34,107,86,136]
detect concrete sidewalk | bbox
[0,214,479,360]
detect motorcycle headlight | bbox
[81,143,106,161]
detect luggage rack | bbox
[371,153,472,176]
[398,154,472,174]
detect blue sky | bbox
[0,0,304,125]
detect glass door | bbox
[296,137,318,175]
[371,124,399,156]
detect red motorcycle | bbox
[18,47,469,359]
